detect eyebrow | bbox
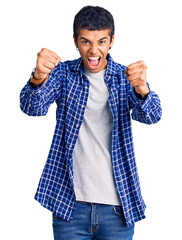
[79,37,108,41]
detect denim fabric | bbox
[53,201,135,240]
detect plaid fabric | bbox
[20,54,162,226]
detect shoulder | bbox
[116,63,127,77]
[108,56,129,88]
[107,54,127,76]
[113,59,127,73]
[51,57,82,75]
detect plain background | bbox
[0,0,181,239]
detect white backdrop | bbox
[1,0,181,239]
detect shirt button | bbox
[29,104,31,107]
[76,124,79,128]
[82,105,84,108]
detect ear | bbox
[73,34,78,48]
[110,34,115,48]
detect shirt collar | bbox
[69,53,118,76]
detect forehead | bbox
[77,28,111,40]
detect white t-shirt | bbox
[72,68,122,206]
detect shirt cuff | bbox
[27,79,45,94]
[130,85,153,114]
[133,88,149,101]
[25,69,46,96]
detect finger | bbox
[127,61,145,70]
[38,51,61,66]
[40,48,59,59]
[36,60,54,73]
[129,78,145,88]
[41,59,56,70]
[127,65,147,76]
[37,64,52,74]
[127,71,143,82]
[38,52,58,65]
[55,56,61,66]
[129,78,139,87]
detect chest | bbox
[62,72,129,129]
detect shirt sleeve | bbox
[19,62,65,116]
[128,82,162,124]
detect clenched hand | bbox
[125,61,149,99]
[31,48,61,86]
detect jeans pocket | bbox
[52,213,63,220]
[112,205,124,217]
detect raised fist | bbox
[34,48,61,81]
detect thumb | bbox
[55,56,61,66]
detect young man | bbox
[20,6,162,240]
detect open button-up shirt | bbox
[20,54,162,226]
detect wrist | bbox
[30,71,46,85]
[135,85,149,99]
[30,70,48,88]
[33,71,46,81]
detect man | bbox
[20,5,162,240]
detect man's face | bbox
[74,29,114,73]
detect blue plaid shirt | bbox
[20,54,162,226]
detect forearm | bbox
[129,85,162,124]
[20,80,49,116]
[20,67,61,116]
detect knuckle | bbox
[37,51,44,59]
[140,71,143,76]
[46,69,51,74]
[37,52,41,57]
[126,70,130,75]
[41,48,47,52]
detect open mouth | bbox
[88,57,101,69]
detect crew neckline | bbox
[83,68,107,76]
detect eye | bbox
[99,40,106,44]
[82,40,89,45]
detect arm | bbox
[19,48,63,116]
[20,65,65,116]
[128,84,162,124]
[125,61,162,124]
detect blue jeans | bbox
[52,201,135,240]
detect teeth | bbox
[88,57,100,60]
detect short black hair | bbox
[73,6,115,43]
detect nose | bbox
[89,44,98,55]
